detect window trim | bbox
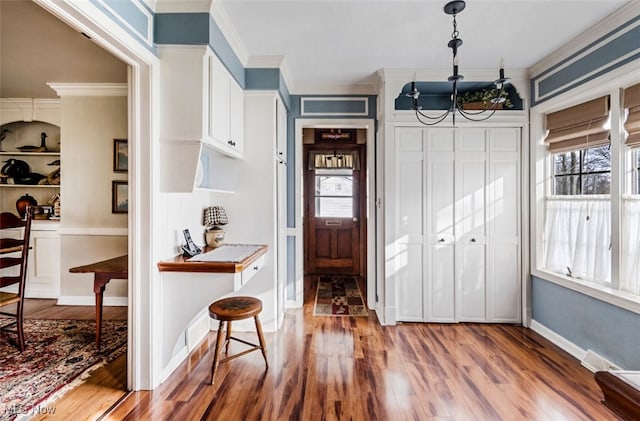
[532,84,640,317]
[552,146,612,195]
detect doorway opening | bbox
[303,128,367,306]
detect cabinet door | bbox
[455,128,487,322]
[209,55,230,146]
[487,128,521,322]
[395,127,425,321]
[275,98,287,162]
[228,78,244,154]
[426,128,456,322]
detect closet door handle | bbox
[438,238,445,242]
[470,238,476,243]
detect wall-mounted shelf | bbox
[0,152,60,156]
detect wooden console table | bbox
[69,254,128,349]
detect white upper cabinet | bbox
[208,53,244,158]
[158,46,245,192]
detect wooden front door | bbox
[304,143,366,275]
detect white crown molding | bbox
[47,83,128,97]
[209,1,249,66]
[292,84,377,96]
[153,0,211,13]
[529,1,640,78]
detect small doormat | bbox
[0,318,127,421]
[313,275,369,316]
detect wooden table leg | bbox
[94,275,109,349]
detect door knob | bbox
[470,238,476,243]
[438,238,445,242]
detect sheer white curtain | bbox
[622,198,640,294]
[544,198,611,282]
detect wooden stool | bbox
[208,296,269,385]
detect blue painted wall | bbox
[532,277,640,369]
[91,0,154,50]
[530,14,640,106]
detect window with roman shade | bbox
[543,96,612,284]
[624,82,640,148]
[544,96,610,153]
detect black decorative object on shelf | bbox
[17,132,48,152]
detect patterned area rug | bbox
[313,275,369,316]
[0,319,127,421]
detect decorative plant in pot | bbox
[457,88,513,110]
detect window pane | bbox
[554,151,580,175]
[582,145,611,172]
[582,173,611,194]
[315,175,353,197]
[315,197,352,217]
[555,175,580,195]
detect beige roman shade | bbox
[624,83,640,148]
[545,96,610,153]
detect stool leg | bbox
[210,320,226,385]
[254,315,269,369]
[225,321,232,354]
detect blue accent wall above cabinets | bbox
[532,277,640,369]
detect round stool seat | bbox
[209,296,263,321]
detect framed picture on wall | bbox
[113,139,128,173]
[112,181,128,213]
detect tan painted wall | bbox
[59,95,128,301]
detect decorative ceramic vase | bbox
[16,194,37,218]
[205,228,225,248]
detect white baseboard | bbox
[160,346,189,384]
[186,313,210,352]
[530,319,587,362]
[57,295,128,306]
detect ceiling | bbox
[0,1,631,98]
[0,0,126,99]
[218,0,630,92]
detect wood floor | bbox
[96,276,618,421]
[18,279,615,420]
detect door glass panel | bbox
[315,169,353,217]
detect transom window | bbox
[553,145,611,195]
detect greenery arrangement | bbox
[457,88,513,109]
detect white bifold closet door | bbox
[395,126,521,323]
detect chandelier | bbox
[406,0,510,126]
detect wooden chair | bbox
[208,296,269,385]
[0,207,34,351]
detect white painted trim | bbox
[159,346,189,384]
[57,295,128,306]
[533,18,640,102]
[529,319,587,363]
[153,1,210,13]
[47,83,128,97]
[209,1,249,66]
[529,1,640,78]
[58,227,128,236]
[293,118,377,310]
[293,84,377,96]
[300,97,369,117]
[37,0,159,391]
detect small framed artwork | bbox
[112,181,128,213]
[113,139,128,173]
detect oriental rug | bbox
[313,275,369,317]
[0,319,127,421]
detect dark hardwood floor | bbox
[101,276,618,421]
